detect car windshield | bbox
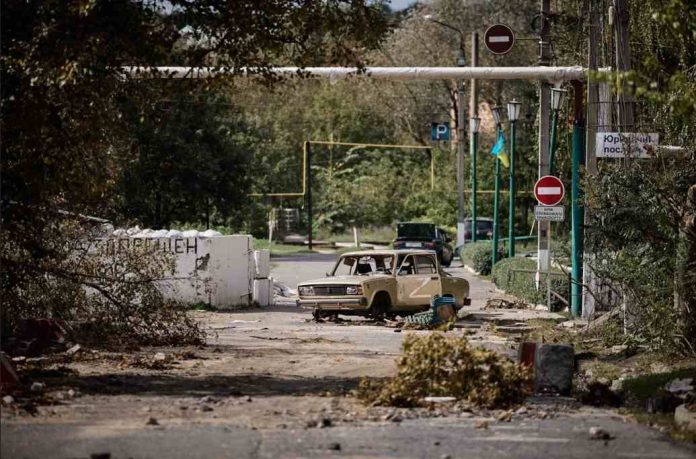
[332,254,394,276]
[397,223,435,239]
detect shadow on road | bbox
[42,372,368,397]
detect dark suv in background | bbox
[464,217,494,241]
[393,222,454,267]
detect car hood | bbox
[298,275,390,286]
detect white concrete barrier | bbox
[253,250,271,278]
[83,233,254,309]
[253,278,272,307]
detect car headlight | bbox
[345,285,363,295]
[298,286,314,296]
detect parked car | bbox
[297,250,470,319]
[392,222,454,267]
[464,217,494,242]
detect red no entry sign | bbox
[534,175,565,206]
[484,24,515,55]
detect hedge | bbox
[459,241,506,275]
[491,257,570,311]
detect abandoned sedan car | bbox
[297,250,470,319]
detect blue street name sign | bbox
[431,122,450,141]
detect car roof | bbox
[339,249,436,257]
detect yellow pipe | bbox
[249,140,438,196]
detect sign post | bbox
[484,24,515,55]
[534,175,565,206]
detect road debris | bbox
[357,333,531,408]
[66,344,82,356]
[588,426,613,440]
[146,417,159,426]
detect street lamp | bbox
[424,15,467,250]
[469,116,480,242]
[507,99,521,258]
[549,87,567,175]
[490,105,504,266]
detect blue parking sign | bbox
[431,122,450,141]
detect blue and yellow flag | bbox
[491,130,510,168]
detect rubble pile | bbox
[357,333,532,408]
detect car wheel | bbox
[369,292,391,320]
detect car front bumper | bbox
[297,297,368,309]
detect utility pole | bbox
[457,80,467,249]
[613,0,634,130]
[305,141,313,251]
[583,0,601,319]
[537,0,553,289]
[469,32,479,243]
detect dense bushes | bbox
[459,241,505,275]
[492,258,570,311]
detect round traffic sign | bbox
[534,175,565,206]
[484,24,515,55]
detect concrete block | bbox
[253,278,272,307]
[534,344,575,396]
[253,250,271,278]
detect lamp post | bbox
[490,105,504,266]
[424,15,467,250]
[507,99,521,258]
[469,116,480,242]
[549,88,567,175]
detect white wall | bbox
[87,234,255,309]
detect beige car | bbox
[297,250,470,319]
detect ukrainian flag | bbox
[491,130,510,168]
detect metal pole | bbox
[537,0,553,288]
[571,119,584,316]
[508,120,517,258]
[470,132,478,242]
[470,32,479,243]
[457,80,466,249]
[549,110,559,175]
[492,126,502,265]
[305,141,313,251]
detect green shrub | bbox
[492,257,570,310]
[459,241,505,275]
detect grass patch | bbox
[253,238,318,256]
[621,367,696,402]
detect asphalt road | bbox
[2,253,695,459]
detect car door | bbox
[396,254,442,309]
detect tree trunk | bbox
[676,184,696,352]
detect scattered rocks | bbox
[675,404,696,432]
[305,419,318,428]
[588,426,613,440]
[474,420,489,429]
[30,382,45,392]
[199,395,218,404]
[327,442,341,451]
[320,417,332,428]
[66,344,82,356]
[200,405,214,412]
[424,396,456,404]
[146,417,159,426]
[515,406,528,415]
[153,352,169,362]
[496,410,513,422]
[2,395,15,405]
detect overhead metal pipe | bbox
[121,66,591,83]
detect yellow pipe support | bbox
[249,139,438,196]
